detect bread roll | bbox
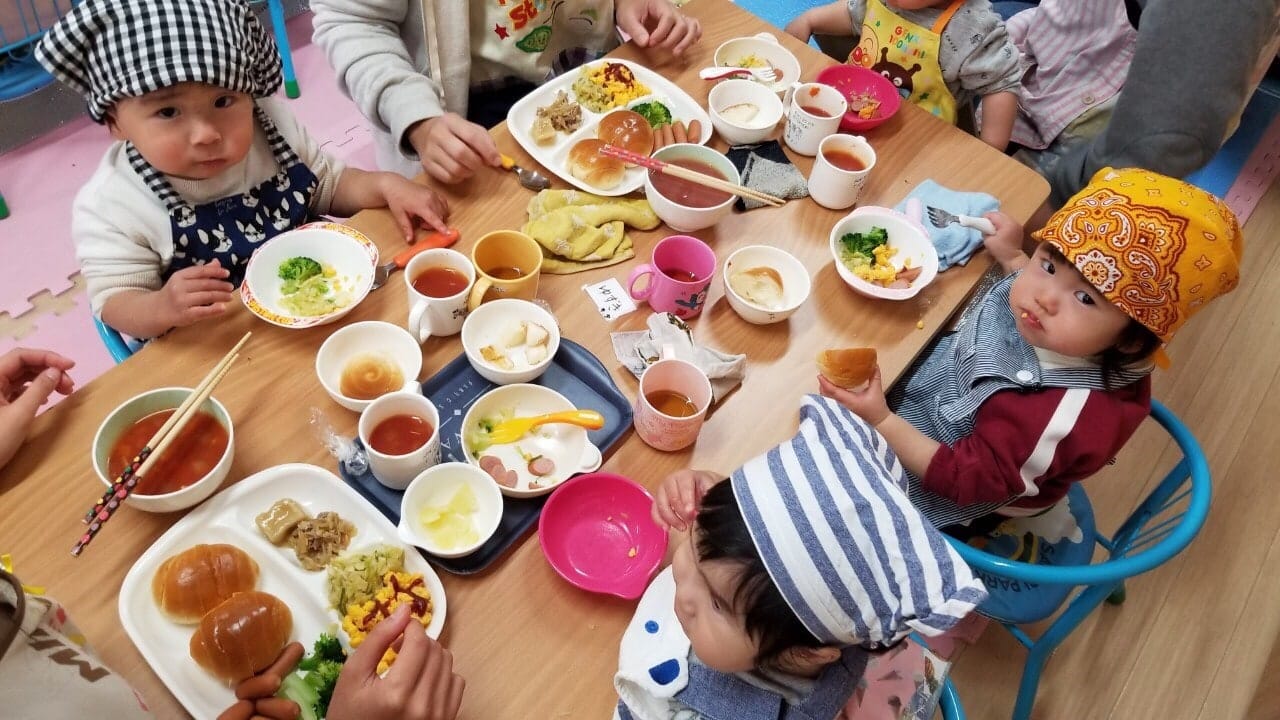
[567,139,625,189]
[817,348,878,388]
[152,544,260,624]
[189,591,293,684]
[596,110,654,162]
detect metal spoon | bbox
[501,153,552,191]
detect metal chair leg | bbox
[266,0,300,98]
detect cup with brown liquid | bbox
[468,230,544,310]
[358,391,442,489]
[782,82,848,156]
[634,345,713,451]
[405,248,475,342]
[626,235,717,319]
[808,134,878,210]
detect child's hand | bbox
[651,469,720,531]
[982,211,1029,273]
[817,370,889,426]
[378,174,451,242]
[616,0,702,56]
[159,260,234,328]
[784,13,812,41]
[0,348,75,471]
[327,604,465,720]
[407,113,502,185]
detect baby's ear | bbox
[777,645,843,673]
[105,112,125,141]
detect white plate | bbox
[507,59,713,196]
[240,222,379,329]
[118,463,447,718]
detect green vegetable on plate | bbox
[839,227,888,268]
[278,256,322,283]
[279,634,347,720]
[632,101,673,128]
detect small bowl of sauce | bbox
[644,143,741,232]
[317,321,423,412]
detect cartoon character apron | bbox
[849,0,964,123]
[125,103,318,289]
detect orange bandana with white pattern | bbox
[1032,167,1242,343]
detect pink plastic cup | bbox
[633,346,713,452]
[626,235,716,319]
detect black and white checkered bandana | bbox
[35,0,282,123]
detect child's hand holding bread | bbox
[817,348,890,426]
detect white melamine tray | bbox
[118,463,447,718]
[507,58,713,196]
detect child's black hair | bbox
[694,480,826,670]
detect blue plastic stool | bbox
[94,316,137,363]
[947,400,1211,720]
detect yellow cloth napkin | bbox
[522,190,660,274]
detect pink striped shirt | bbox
[1007,0,1137,149]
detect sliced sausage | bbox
[478,455,503,474]
[499,469,518,488]
[217,700,255,720]
[686,120,702,143]
[897,266,923,283]
[254,697,301,720]
[528,457,555,476]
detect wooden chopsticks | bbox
[72,332,250,556]
[599,144,786,208]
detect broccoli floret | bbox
[840,227,889,259]
[305,659,344,717]
[298,633,346,670]
[279,672,322,720]
[632,101,673,128]
[278,256,322,282]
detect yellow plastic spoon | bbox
[486,409,605,445]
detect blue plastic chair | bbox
[946,400,1210,720]
[257,0,299,98]
[94,316,136,363]
[939,678,965,720]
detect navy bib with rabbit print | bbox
[126,103,318,288]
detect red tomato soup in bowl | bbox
[92,388,235,513]
[644,144,740,233]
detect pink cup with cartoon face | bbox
[633,346,713,452]
[626,235,716,319]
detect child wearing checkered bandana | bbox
[819,168,1243,531]
[36,0,452,340]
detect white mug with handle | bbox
[405,248,474,342]
[782,82,848,156]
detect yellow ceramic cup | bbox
[468,230,544,309]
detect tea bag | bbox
[309,407,368,476]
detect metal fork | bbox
[699,66,778,83]
[925,206,996,235]
[371,228,462,290]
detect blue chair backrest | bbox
[94,316,136,363]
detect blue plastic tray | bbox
[340,338,634,574]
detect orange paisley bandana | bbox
[1032,167,1242,342]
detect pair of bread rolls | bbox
[152,544,293,684]
[566,109,655,190]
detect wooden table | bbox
[0,1,1047,717]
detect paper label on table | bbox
[583,278,637,321]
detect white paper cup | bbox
[358,391,441,489]
[782,82,847,156]
[808,134,877,210]
[405,248,475,342]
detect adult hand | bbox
[408,113,501,185]
[0,348,75,471]
[159,260,234,328]
[981,211,1029,273]
[651,469,720,531]
[328,604,465,720]
[817,370,889,426]
[617,0,702,56]
[378,174,451,241]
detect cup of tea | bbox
[405,248,475,342]
[633,346,713,452]
[358,391,441,490]
[626,235,716,319]
[782,82,848,156]
[808,134,877,210]
[468,230,543,310]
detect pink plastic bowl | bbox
[815,64,902,132]
[538,472,668,599]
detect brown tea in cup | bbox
[822,148,867,172]
[412,266,470,298]
[368,413,434,455]
[645,390,699,418]
[485,265,526,280]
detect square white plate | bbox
[507,59,713,196]
[118,463,446,718]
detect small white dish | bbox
[708,79,784,145]
[460,384,602,499]
[713,32,802,95]
[461,299,560,385]
[722,245,812,324]
[241,222,378,329]
[92,387,234,513]
[829,205,939,301]
[398,462,503,558]
[316,321,423,412]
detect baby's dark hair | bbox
[694,481,826,670]
[1040,243,1162,387]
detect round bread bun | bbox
[817,348,878,389]
[567,139,626,190]
[596,109,654,163]
[151,543,260,624]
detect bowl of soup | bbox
[92,388,234,513]
[644,144,741,232]
[317,321,423,412]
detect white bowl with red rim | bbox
[241,221,379,328]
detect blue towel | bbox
[894,180,999,271]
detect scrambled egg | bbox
[853,244,907,285]
[341,571,433,673]
[572,62,650,112]
[733,54,768,68]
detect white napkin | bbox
[614,567,691,720]
[610,313,747,404]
